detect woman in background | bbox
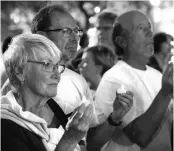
[148,32,173,73]
[79,45,115,98]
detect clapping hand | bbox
[66,103,93,142]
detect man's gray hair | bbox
[31,5,68,33]
[3,33,61,89]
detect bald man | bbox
[87,10,173,151]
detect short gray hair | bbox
[3,33,61,89]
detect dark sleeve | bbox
[1,119,46,151]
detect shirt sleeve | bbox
[2,134,31,151]
[1,119,45,151]
[95,77,121,124]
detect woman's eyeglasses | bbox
[27,60,65,73]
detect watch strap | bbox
[107,113,122,126]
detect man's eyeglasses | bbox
[27,60,65,73]
[42,27,83,38]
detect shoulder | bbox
[62,68,87,84]
[59,67,89,92]
[2,119,20,130]
[146,65,162,78]
[103,61,126,78]
[101,61,132,84]
[1,119,27,139]
[54,68,91,114]
[1,119,45,151]
[1,119,37,138]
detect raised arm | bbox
[123,63,173,148]
[87,79,133,151]
[55,104,93,151]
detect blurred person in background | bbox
[94,10,119,60]
[148,32,173,73]
[1,33,94,151]
[78,45,115,98]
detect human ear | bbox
[115,36,127,49]
[14,66,25,84]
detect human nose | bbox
[145,28,153,37]
[70,30,80,41]
[51,67,61,80]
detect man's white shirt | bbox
[95,60,164,151]
[53,67,98,125]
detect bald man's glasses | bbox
[43,27,83,38]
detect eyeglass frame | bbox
[27,60,65,74]
[42,27,83,38]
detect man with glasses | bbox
[30,4,98,117]
[94,10,118,60]
[31,4,99,150]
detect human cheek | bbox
[53,34,67,52]
[59,39,67,53]
[146,45,154,57]
[35,74,47,87]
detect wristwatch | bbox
[107,113,122,126]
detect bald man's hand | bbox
[111,91,134,123]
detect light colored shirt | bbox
[53,68,98,125]
[95,60,171,151]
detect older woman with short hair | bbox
[1,33,93,151]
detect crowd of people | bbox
[1,4,173,151]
